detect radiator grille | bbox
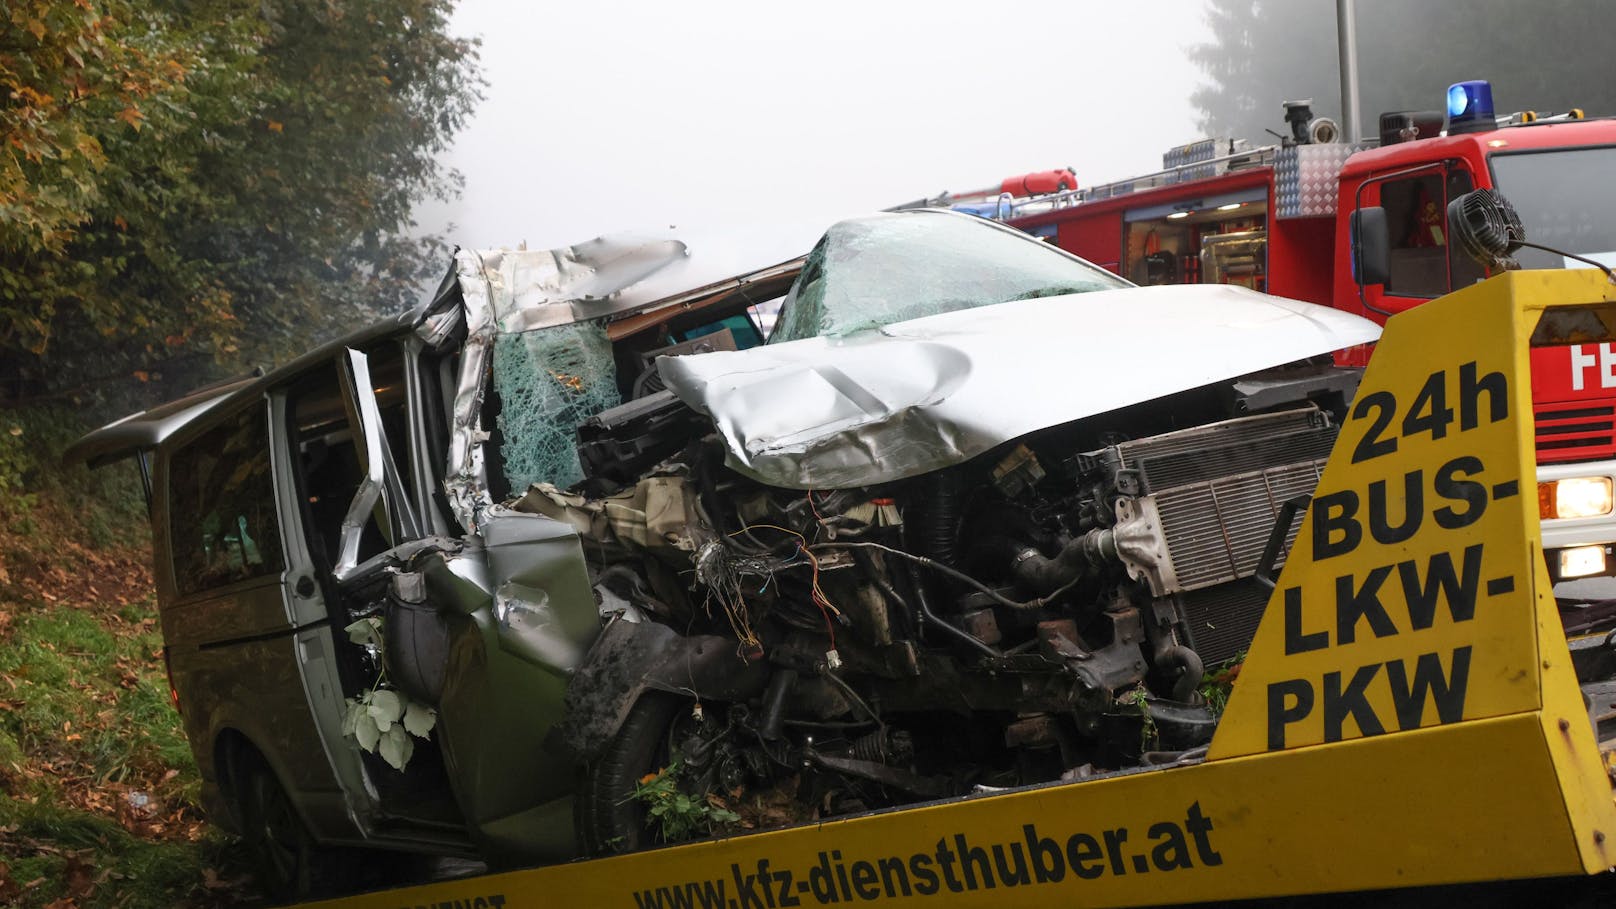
[1098,409,1336,661]
[1154,460,1324,591]
[1180,579,1269,665]
[1112,409,1335,594]
[1535,400,1616,464]
[1115,408,1328,488]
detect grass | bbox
[0,405,260,907]
[0,590,260,908]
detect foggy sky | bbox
[417,1,1218,267]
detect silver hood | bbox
[659,283,1382,489]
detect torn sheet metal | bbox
[659,284,1383,489]
[441,233,783,530]
[442,250,499,532]
[467,239,691,334]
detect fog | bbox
[418,1,1215,267]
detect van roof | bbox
[66,230,810,471]
[64,306,426,469]
[62,375,261,469]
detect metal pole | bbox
[1337,0,1362,143]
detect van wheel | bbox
[238,754,343,900]
[578,692,691,856]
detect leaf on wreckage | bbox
[367,689,403,731]
[379,725,414,771]
[354,711,381,753]
[341,698,363,738]
[345,617,381,647]
[402,701,436,738]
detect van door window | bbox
[169,402,284,596]
[288,345,415,572]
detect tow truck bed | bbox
[295,270,1616,909]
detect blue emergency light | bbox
[1446,80,1496,134]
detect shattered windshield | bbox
[492,322,621,492]
[770,211,1128,344]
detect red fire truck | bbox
[952,81,1616,587]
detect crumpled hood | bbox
[659,283,1381,489]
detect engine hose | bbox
[1010,528,1117,595]
[1161,644,1205,704]
[759,668,798,741]
[912,470,964,566]
[819,664,885,726]
[905,562,1001,658]
[852,549,918,640]
[821,541,1079,613]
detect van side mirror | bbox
[1350,206,1390,287]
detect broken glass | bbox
[769,211,1127,344]
[492,322,620,493]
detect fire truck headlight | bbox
[1539,477,1614,520]
[1559,545,1608,579]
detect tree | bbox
[0,1,196,360]
[0,0,480,409]
[1191,0,1616,145]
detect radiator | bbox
[1117,408,1336,593]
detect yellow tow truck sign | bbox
[1215,270,1556,757]
[306,270,1616,909]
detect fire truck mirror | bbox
[1351,206,1391,287]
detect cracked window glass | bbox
[492,321,621,493]
[770,212,1127,344]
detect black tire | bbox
[578,692,688,856]
[236,753,346,901]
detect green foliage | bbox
[340,616,437,771]
[1121,685,1158,752]
[1199,650,1246,719]
[0,422,36,514]
[0,406,146,546]
[1,0,482,409]
[0,0,193,257]
[1191,0,1616,144]
[0,590,249,907]
[632,761,741,844]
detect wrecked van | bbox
[68,210,1379,895]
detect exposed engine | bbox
[534,371,1352,851]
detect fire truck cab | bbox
[993,82,1616,589]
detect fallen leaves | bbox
[0,530,153,614]
[0,498,260,905]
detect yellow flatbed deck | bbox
[297,270,1616,909]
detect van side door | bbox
[160,396,360,842]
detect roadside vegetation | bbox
[1,3,481,898]
[0,409,262,907]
